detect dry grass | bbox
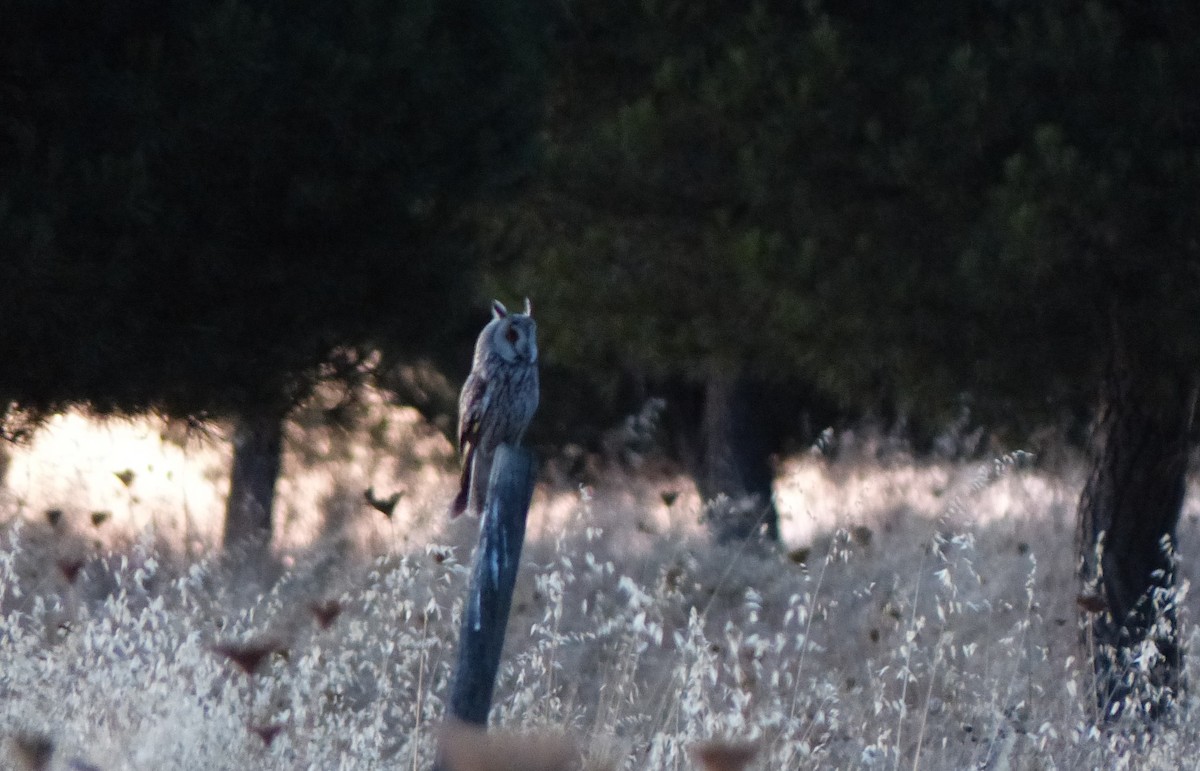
[1,405,1199,769]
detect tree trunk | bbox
[222,411,285,558]
[698,368,780,544]
[1077,352,1195,721]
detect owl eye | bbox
[505,327,519,344]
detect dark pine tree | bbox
[0,0,549,556]
[496,0,1200,719]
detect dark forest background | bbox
[2,0,1198,718]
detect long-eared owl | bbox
[451,298,540,518]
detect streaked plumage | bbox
[451,299,540,518]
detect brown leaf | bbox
[851,525,873,547]
[212,639,287,676]
[364,487,403,518]
[249,723,285,747]
[688,740,758,771]
[1076,593,1108,614]
[309,600,342,630]
[57,558,86,584]
[10,732,54,771]
[438,719,579,771]
[787,547,810,565]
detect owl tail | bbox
[449,447,474,518]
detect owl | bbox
[450,298,540,518]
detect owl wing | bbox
[451,371,490,518]
[457,371,490,456]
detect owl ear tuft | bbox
[523,297,532,316]
[491,300,508,319]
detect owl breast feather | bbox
[476,358,539,448]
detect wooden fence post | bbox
[436,444,536,768]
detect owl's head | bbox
[486,298,538,364]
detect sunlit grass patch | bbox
[2,413,1200,769]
